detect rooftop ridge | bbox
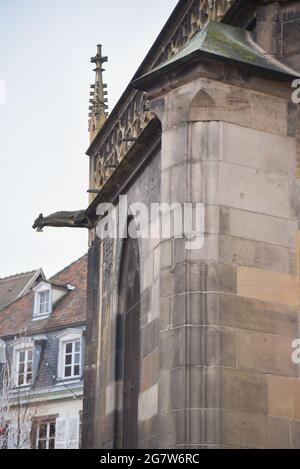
[0,269,40,283]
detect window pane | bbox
[19,363,25,374]
[39,424,47,439]
[38,440,46,450]
[66,343,73,354]
[49,422,56,438]
[18,374,24,386]
[74,365,80,376]
[26,373,32,384]
[75,341,80,353]
[74,353,80,364]
[65,354,72,366]
[49,439,55,450]
[28,350,33,361]
[65,366,72,377]
[41,290,49,303]
[19,351,25,363]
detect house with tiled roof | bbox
[0,254,87,449]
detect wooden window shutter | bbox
[55,418,67,449]
[67,416,80,449]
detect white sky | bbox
[0,0,178,278]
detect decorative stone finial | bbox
[88,44,108,142]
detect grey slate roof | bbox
[132,21,300,88]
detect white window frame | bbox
[35,419,56,450]
[33,282,52,319]
[12,339,34,388]
[62,340,81,379]
[38,290,50,316]
[57,330,83,381]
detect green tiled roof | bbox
[132,21,299,88]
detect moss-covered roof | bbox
[132,21,299,88]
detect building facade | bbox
[81,0,300,449]
[0,255,87,449]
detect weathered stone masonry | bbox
[83,0,300,449]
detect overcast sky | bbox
[0,0,178,278]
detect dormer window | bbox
[17,348,33,386]
[57,329,83,381]
[32,280,69,321]
[38,290,50,316]
[12,339,34,387]
[64,340,81,378]
[33,281,52,320]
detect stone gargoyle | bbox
[32,210,91,232]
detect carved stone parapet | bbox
[90,0,235,192]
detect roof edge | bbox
[132,21,300,90]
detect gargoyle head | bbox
[32,214,44,232]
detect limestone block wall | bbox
[84,72,300,450]
[152,74,300,448]
[205,121,299,448]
